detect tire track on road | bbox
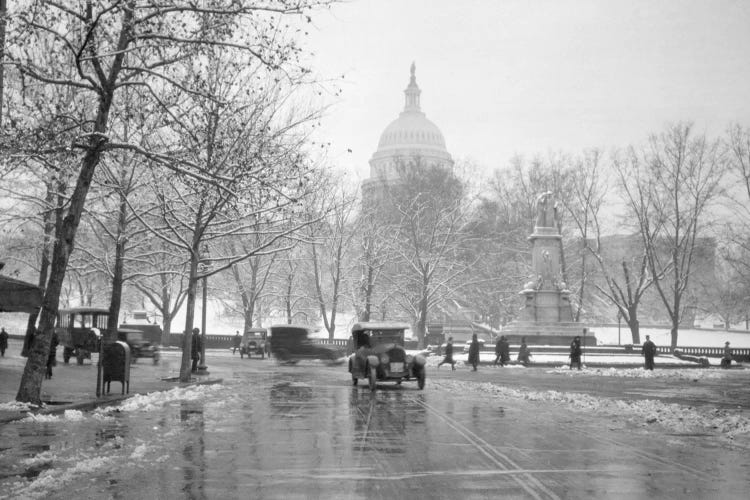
[413,396,561,500]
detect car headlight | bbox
[379,353,389,364]
[414,354,426,366]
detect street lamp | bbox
[197,245,210,375]
[617,310,622,346]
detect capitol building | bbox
[362,63,454,200]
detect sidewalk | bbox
[0,339,220,423]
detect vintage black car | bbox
[348,322,426,390]
[268,324,344,363]
[240,328,267,359]
[56,308,107,365]
[117,328,160,364]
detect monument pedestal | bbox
[504,194,590,346]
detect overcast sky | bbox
[304,0,750,183]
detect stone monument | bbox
[503,191,594,345]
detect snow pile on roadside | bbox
[22,409,86,423]
[0,401,37,412]
[94,383,220,415]
[546,367,730,380]
[431,379,750,440]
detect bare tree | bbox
[378,160,474,347]
[617,123,726,350]
[304,181,357,339]
[4,0,333,403]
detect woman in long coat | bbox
[468,333,480,371]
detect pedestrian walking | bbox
[46,331,58,379]
[499,336,510,366]
[721,341,733,369]
[191,328,202,372]
[468,333,480,371]
[494,336,502,365]
[642,335,656,370]
[438,336,456,370]
[0,327,8,357]
[232,331,241,355]
[569,336,582,370]
[517,337,531,366]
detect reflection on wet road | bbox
[1,354,749,499]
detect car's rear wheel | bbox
[368,367,376,391]
[417,370,426,390]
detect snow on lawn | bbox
[545,366,731,380]
[431,378,750,442]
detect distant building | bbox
[582,233,717,325]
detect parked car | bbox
[240,328,267,359]
[268,325,344,363]
[117,328,160,364]
[56,308,107,365]
[348,322,427,391]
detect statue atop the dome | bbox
[534,191,559,228]
[410,61,415,78]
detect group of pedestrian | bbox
[493,335,510,366]
[439,334,533,371]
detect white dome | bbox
[368,63,453,181]
[376,110,447,153]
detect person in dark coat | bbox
[569,336,582,370]
[642,335,656,370]
[468,333,480,371]
[500,336,510,366]
[438,336,455,370]
[0,327,8,357]
[232,331,241,355]
[191,328,202,372]
[46,331,58,379]
[517,337,531,366]
[721,341,733,369]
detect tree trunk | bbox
[180,272,197,382]
[106,192,128,341]
[17,140,108,403]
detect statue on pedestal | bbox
[535,191,559,228]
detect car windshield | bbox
[368,330,403,346]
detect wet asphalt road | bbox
[1,351,749,499]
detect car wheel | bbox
[417,370,426,390]
[368,367,377,391]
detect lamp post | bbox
[617,310,622,346]
[197,246,210,375]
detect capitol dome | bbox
[367,63,453,185]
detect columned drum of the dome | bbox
[363,63,453,201]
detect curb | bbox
[0,377,223,424]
